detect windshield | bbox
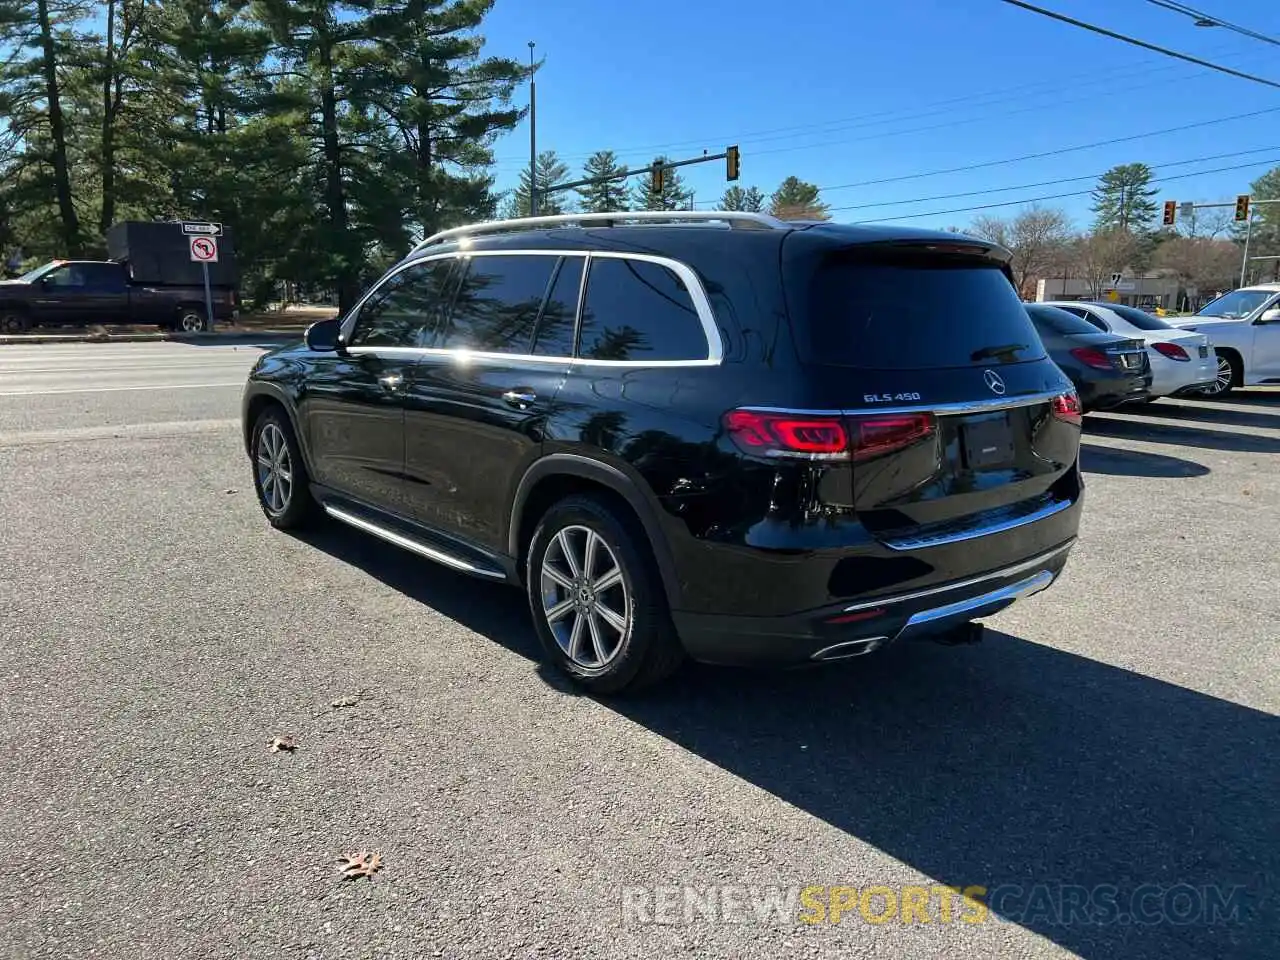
[1099,303,1174,331]
[803,257,1046,370]
[13,261,62,284]
[1196,289,1274,320]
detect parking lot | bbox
[0,342,1276,960]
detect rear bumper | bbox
[672,538,1075,667]
[1149,356,1219,397]
[1078,372,1151,410]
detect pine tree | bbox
[576,150,629,213]
[720,185,765,212]
[500,150,571,218]
[1091,163,1158,233]
[769,176,829,220]
[632,155,687,211]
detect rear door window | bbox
[577,257,709,362]
[801,256,1047,369]
[439,254,559,354]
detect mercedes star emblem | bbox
[983,369,1006,396]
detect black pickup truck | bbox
[0,259,237,333]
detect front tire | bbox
[526,495,684,694]
[0,311,29,334]
[251,408,315,529]
[178,310,207,333]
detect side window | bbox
[531,257,584,357]
[45,264,86,288]
[82,263,126,294]
[1081,310,1109,332]
[349,258,456,348]
[438,255,559,354]
[577,257,709,362]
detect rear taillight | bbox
[723,410,849,459]
[723,410,936,461]
[1152,342,1190,362]
[848,413,935,462]
[1050,392,1083,426]
[1069,346,1114,371]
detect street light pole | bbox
[527,41,537,217]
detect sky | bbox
[475,0,1280,231]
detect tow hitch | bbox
[932,621,985,646]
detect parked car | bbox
[1040,300,1217,401]
[0,259,236,333]
[1025,303,1152,411]
[1165,283,1280,397]
[242,212,1084,693]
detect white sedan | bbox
[1039,301,1217,400]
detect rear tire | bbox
[526,494,684,694]
[1200,353,1239,398]
[251,408,315,529]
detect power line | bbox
[996,0,1280,89]
[825,146,1280,212]
[811,104,1280,193]
[846,158,1278,223]
[1143,0,1280,47]
[491,41,1269,167]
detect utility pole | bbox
[527,41,537,217]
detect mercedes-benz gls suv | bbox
[242,212,1084,693]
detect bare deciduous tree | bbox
[1074,228,1140,299]
[969,205,1073,297]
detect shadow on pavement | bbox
[1080,442,1209,478]
[295,521,1278,960]
[1137,400,1280,432]
[1085,416,1280,454]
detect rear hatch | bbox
[779,236,1081,542]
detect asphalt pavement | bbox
[0,343,1276,960]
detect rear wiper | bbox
[970,343,1028,362]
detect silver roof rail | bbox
[412,210,789,254]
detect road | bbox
[0,343,1276,960]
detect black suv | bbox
[242,212,1083,693]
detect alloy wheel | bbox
[1203,355,1233,397]
[256,423,293,515]
[540,525,631,669]
[180,312,205,332]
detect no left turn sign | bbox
[189,235,219,263]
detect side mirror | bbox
[304,316,342,352]
[1258,307,1280,325]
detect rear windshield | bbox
[804,257,1046,369]
[1098,303,1173,330]
[1026,303,1102,336]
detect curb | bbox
[0,330,304,346]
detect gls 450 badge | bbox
[863,392,923,403]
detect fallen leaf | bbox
[337,851,382,880]
[269,735,296,753]
[332,696,358,709]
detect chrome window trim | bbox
[841,540,1074,613]
[739,389,1068,419]
[340,247,724,368]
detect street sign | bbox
[1180,201,1194,220]
[189,235,219,263]
[1110,272,1123,285]
[1107,290,1119,302]
[182,221,222,236]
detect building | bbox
[1034,272,1186,310]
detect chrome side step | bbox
[323,504,506,580]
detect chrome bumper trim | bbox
[881,497,1073,551]
[841,540,1074,613]
[894,570,1055,641]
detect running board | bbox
[322,504,507,581]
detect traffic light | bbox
[1235,194,1251,222]
[651,164,665,194]
[1162,200,1177,226]
[726,145,740,182]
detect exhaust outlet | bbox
[811,637,889,662]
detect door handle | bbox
[378,373,404,391]
[502,390,537,407]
